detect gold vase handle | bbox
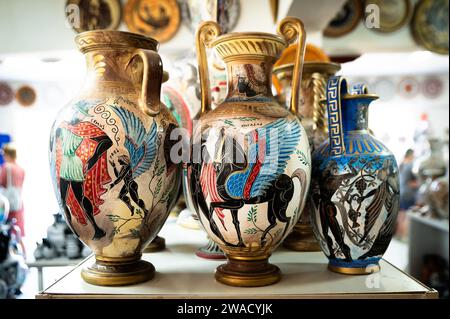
[277,17,307,115]
[196,21,222,115]
[128,49,163,117]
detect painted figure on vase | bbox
[52,101,113,240]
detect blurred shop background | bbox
[0,0,448,298]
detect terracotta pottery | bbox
[310,77,400,275]
[189,17,311,287]
[49,30,181,286]
[274,61,341,251]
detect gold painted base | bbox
[328,263,380,275]
[144,236,166,253]
[282,223,321,251]
[81,256,155,286]
[215,255,281,287]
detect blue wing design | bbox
[111,105,158,178]
[249,118,301,198]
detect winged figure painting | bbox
[110,105,158,217]
[196,118,308,247]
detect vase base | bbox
[196,249,227,260]
[144,236,166,253]
[81,257,155,286]
[215,255,281,287]
[196,238,226,260]
[328,263,380,275]
[282,230,321,252]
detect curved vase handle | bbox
[195,21,222,115]
[277,17,307,115]
[326,76,348,156]
[127,49,163,117]
[350,83,369,95]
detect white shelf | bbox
[37,218,436,299]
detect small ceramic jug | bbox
[49,31,181,286]
[310,76,400,274]
[189,17,311,287]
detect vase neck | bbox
[342,98,370,133]
[81,49,137,96]
[224,60,275,102]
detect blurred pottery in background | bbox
[412,0,449,55]
[124,0,181,43]
[274,61,341,252]
[311,77,400,275]
[65,0,122,33]
[48,30,180,286]
[190,17,311,287]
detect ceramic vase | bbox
[310,76,400,275]
[49,30,181,286]
[189,17,311,287]
[273,61,341,252]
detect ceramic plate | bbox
[0,82,14,106]
[181,0,240,34]
[373,78,396,101]
[124,0,181,43]
[16,85,37,107]
[65,0,122,33]
[398,77,420,98]
[411,0,449,55]
[324,0,363,38]
[422,76,444,99]
[365,0,411,33]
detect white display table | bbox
[36,218,437,299]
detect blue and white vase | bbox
[310,76,400,275]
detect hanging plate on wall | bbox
[398,77,420,99]
[16,85,37,107]
[411,0,449,55]
[181,0,240,34]
[422,76,444,99]
[324,0,363,38]
[124,0,181,43]
[65,0,122,33]
[0,82,14,106]
[365,0,412,33]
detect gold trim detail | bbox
[212,34,288,63]
[81,259,155,286]
[75,30,159,54]
[328,264,380,275]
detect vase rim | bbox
[75,30,159,54]
[212,32,287,46]
[342,93,379,101]
[211,32,288,63]
[273,61,341,75]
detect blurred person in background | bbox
[396,149,419,240]
[0,144,26,254]
[400,149,419,210]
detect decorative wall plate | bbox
[365,0,411,33]
[16,85,37,107]
[65,0,122,33]
[124,0,181,43]
[398,77,420,98]
[181,0,240,34]
[422,76,444,99]
[412,0,449,54]
[373,78,396,101]
[0,82,14,106]
[324,0,363,38]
